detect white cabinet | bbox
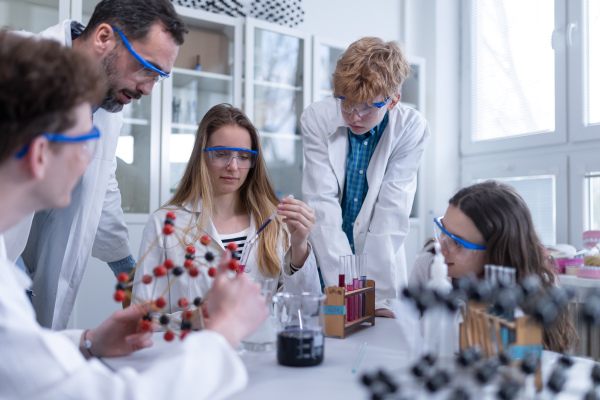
[160,6,242,203]
[311,36,348,102]
[244,17,311,199]
[0,0,67,32]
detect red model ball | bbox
[164,259,175,269]
[140,320,152,332]
[166,211,176,220]
[178,298,189,308]
[164,330,175,342]
[200,235,211,245]
[189,266,200,277]
[114,290,126,302]
[153,265,167,277]
[163,224,175,235]
[208,267,217,277]
[229,259,240,271]
[184,259,194,268]
[155,297,167,309]
[226,242,238,252]
[116,272,129,283]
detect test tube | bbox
[360,253,367,317]
[338,255,346,288]
[355,254,362,320]
[352,255,360,321]
[345,256,354,322]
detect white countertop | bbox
[104,318,598,399]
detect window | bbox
[462,0,600,247]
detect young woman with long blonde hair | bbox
[133,104,320,313]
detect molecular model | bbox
[361,272,600,399]
[112,211,240,342]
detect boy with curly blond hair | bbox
[302,37,431,317]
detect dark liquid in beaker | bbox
[277,329,324,367]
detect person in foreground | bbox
[301,37,430,317]
[0,32,267,400]
[133,104,320,313]
[6,0,187,329]
[409,180,577,352]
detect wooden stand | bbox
[460,302,544,391]
[324,280,375,339]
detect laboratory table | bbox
[105,318,598,399]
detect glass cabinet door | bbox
[161,7,241,203]
[245,18,311,200]
[0,0,63,33]
[312,37,347,103]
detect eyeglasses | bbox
[335,95,390,118]
[205,147,258,169]
[433,216,487,252]
[112,27,169,84]
[15,126,101,159]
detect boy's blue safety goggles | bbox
[112,26,169,84]
[15,126,101,159]
[334,95,390,117]
[433,216,487,251]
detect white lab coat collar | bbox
[180,199,257,254]
[327,101,398,200]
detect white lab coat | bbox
[3,20,131,329]
[133,203,321,313]
[0,234,248,400]
[301,97,430,310]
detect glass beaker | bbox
[240,278,276,352]
[272,292,327,367]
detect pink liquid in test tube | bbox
[345,256,354,322]
[338,255,346,287]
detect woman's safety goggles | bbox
[335,95,390,118]
[112,27,170,84]
[15,126,101,159]
[204,147,258,169]
[433,216,487,252]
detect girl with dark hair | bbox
[133,104,320,313]
[409,180,577,352]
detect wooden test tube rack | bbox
[323,280,375,339]
[459,302,543,391]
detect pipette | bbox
[246,195,294,246]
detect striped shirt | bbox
[341,112,389,252]
[220,227,251,261]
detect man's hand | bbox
[83,304,155,358]
[205,251,269,347]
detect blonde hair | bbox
[333,37,410,104]
[165,104,288,278]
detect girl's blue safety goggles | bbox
[433,216,487,251]
[112,27,170,84]
[15,126,101,159]
[205,147,258,169]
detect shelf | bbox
[173,68,233,94]
[254,80,302,91]
[122,118,149,126]
[558,274,600,288]
[171,123,199,131]
[344,285,375,298]
[344,315,375,330]
[259,132,302,140]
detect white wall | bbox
[405,0,461,236]
[301,0,403,43]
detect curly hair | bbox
[333,37,410,104]
[450,181,578,352]
[0,31,104,164]
[79,0,188,46]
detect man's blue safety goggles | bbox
[15,126,101,159]
[112,26,169,84]
[433,216,487,251]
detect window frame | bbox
[460,0,568,156]
[461,153,568,245]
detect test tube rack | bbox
[459,302,543,391]
[323,280,375,339]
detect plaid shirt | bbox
[341,112,389,252]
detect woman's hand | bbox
[277,197,315,267]
[83,304,155,359]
